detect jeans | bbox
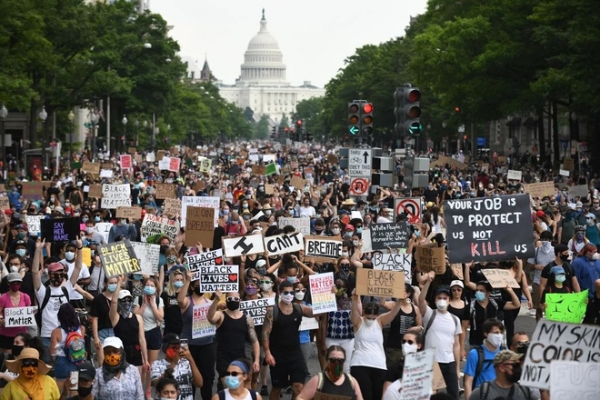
[189,342,216,400]
[41,337,52,364]
[438,361,459,399]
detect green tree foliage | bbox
[292,97,325,138]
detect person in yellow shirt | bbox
[1,348,59,400]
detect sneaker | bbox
[260,386,269,396]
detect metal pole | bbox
[0,119,5,181]
[152,113,156,152]
[471,122,476,157]
[70,121,73,162]
[107,96,111,157]
[41,121,46,168]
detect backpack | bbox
[480,381,531,400]
[40,286,70,312]
[64,329,87,364]
[470,345,506,390]
[423,308,459,344]
[470,298,504,325]
[316,372,358,393]
[217,389,257,400]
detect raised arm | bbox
[177,270,192,312]
[418,273,433,317]
[378,298,403,326]
[206,290,224,326]
[69,238,84,286]
[32,239,45,291]
[109,275,123,327]
[350,290,362,329]
[464,261,476,291]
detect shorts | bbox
[532,283,541,309]
[53,356,77,380]
[269,351,307,388]
[98,328,115,343]
[0,334,16,350]
[145,327,162,351]
[123,343,143,366]
[245,342,264,365]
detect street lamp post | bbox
[134,120,139,147]
[121,115,128,154]
[0,105,8,181]
[68,110,75,163]
[90,112,98,161]
[39,106,48,168]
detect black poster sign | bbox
[40,218,80,242]
[98,240,141,278]
[444,194,535,263]
[370,223,411,250]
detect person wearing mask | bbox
[211,359,262,400]
[13,241,29,260]
[84,220,106,246]
[297,346,362,400]
[0,348,59,399]
[108,218,137,243]
[572,243,600,299]
[527,231,555,321]
[8,224,36,257]
[63,361,96,400]
[567,225,589,253]
[0,272,31,353]
[382,328,426,399]
[156,377,180,400]
[49,303,84,392]
[158,251,179,295]
[467,351,538,400]
[61,241,91,309]
[90,276,119,365]
[585,213,600,246]
[539,244,581,295]
[161,269,185,337]
[292,282,314,365]
[540,266,573,312]
[447,280,470,360]
[0,333,45,391]
[150,333,204,400]
[463,318,505,399]
[91,336,144,400]
[583,279,600,325]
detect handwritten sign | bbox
[120,155,132,170]
[25,215,42,236]
[356,268,405,298]
[416,244,446,274]
[185,207,215,247]
[507,170,522,181]
[140,214,179,243]
[192,303,216,339]
[545,290,588,323]
[369,223,411,250]
[199,159,212,173]
[450,264,464,280]
[481,269,521,289]
[431,155,466,170]
[101,184,131,209]
[304,236,342,261]
[163,198,182,218]
[0,197,9,210]
[21,182,45,200]
[400,349,435,400]
[155,183,175,200]
[4,307,37,327]
[82,161,100,174]
[240,297,276,326]
[278,217,310,235]
[89,184,102,198]
[444,194,535,263]
[181,196,220,227]
[40,218,79,242]
[130,242,161,276]
[550,361,600,400]
[264,232,304,256]
[371,252,412,280]
[186,249,223,281]
[222,235,265,257]
[116,207,142,220]
[98,240,140,278]
[198,265,239,293]
[309,273,337,314]
[523,182,556,199]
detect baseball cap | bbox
[47,262,65,272]
[118,290,133,300]
[493,350,523,366]
[256,259,267,268]
[550,266,565,275]
[102,336,124,349]
[450,280,464,289]
[435,286,451,296]
[162,333,180,345]
[15,224,27,231]
[535,210,545,218]
[77,361,96,381]
[6,272,22,283]
[15,240,27,248]
[576,201,583,208]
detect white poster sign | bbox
[25,216,42,236]
[264,232,304,256]
[4,307,37,327]
[551,361,600,400]
[101,184,131,209]
[130,242,161,275]
[222,235,265,257]
[400,349,435,400]
[278,217,310,235]
[507,170,523,181]
[371,252,412,281]
[182,196,220,227]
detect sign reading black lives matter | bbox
[444,194,535,263]
[240,297,276,326]
[369,223,411,250]
[186,249,223,281]
[199,264,239,292]
[98,240,141,278]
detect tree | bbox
[255,115,270,139]
[292,97,325,139]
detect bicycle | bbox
[75,308,98,367]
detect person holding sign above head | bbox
[0,272,32,354]
[61,241,91,309]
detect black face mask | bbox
[160,245,169,255]
[560,254,569,262]
[77,385,93,397]
[507,365,522,383]
[11,345,24,357]
[193,286,203,296]
[226,300,240,311]
[515,345,528,355]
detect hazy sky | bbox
[150,0,429,88]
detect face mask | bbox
[133,274,143,281]
[341,251,349,257]
[226,300,240,311]
[193,286,203,296]
[104,352,122,367]
[167,256,177,263]
[542,241,552,250]
[265,210,271,216]
[286,276,297,283]
[245,286,258,295]
[50,197,55,202]
[78,386,93,397]
[560,254,569,262]
[281,293,294,304]
[295,292,305,301]
[224,375,241,390]
[352,240,359,247]
[364,318,376,327]
[143,286,156,296]
[65,251,75,261]
[9,283,21,292]
[326,360,344,381]
[487,333,503,348]
[222,209,230,215]
[16,232,26,240]
[11,344,24,357]
[332,228,340,235]
[260,282,272,291]
[475,291,486,302]
[107,284,118,293]
[118,301,132,317]
[16,248,27,258]
[242,203,248,208]
[120,219,127,225]
[174,281,184,289]
[165,347,178,360]
[593,253,600,261]
[555,274,566,283]
[94,216,101,222]
[507,364,522,383]
[50,274,64,286]
[436,299,448,311]
[10,265,20,273]
[403,343,418,355]
[86,227,94,234]
[576,233,584,240]
[356,227,363,234]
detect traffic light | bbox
[362,103,373,136]
[307,132,313,142]
[348,102,360,136]
[270,126,277,139]
[403,156,414,188]
[404,88,422,136]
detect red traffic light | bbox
[455,107,461,112]
[297,120,303,126]
[362,103,373,113]
[463,135,468,140]
[406,89,421,103]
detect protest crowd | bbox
[0,142,598,400]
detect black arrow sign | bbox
[363,151,369,164]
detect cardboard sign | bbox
[185,207,215,247]
[252,165,266,175]
[21,182,45,200]
[545,290,588,323]
[163,198,182,218]
[4,307,37,327]
[98,240,141,278]
[481,269,520,288]
[198,264,239,292]
[128,147,136,154]
[278,217,310,235]
[563,158,574,171]
[222,235,265,257]
[309,273,337,314]
[25,215,42,236]
[157,150,165,161]
[264,232,304,256]
[130,242,161,276]
[550,361,600,400]
[192,303,216,339]
[507,170,522,181]
[401,349,435,400]
[155,183,175,199]
[444,194,535,263]
[371,252,412,280]
[40,218,79,242]
[116,207,142,220]
[101,184,131,209]
[181,196,220,227]
[568,184,589,199]
[186,249,223,281]
[356,268,405,298]
[369,223,411,250]
[431,155,466,170]
[304,236,342,261]
[240,297,276,326]
[199,159,212,173]
[140,214,179,243]
[0,197,9,210]
[290,176,306,189]
[450,264,464,280]
[481,163,489,173]
[82,161,100,174]
[523,182,556,199]
[522,320,600,390]
[89,184,102,198]
[327,154,338,164]
[432,362,446,390]
[120,154,132,169]
[416,244,446,274]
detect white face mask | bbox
[332,228,340,235]
[341,252,349,257]
[436,299,448,311]
[281,293,294,304]
[403,343,418,355]
[487,333,504,348]
[352,240,359,247]
[364,318,376,327]
[260,283,272,291]
[294,292,305,301]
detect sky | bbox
[150,0,429,88]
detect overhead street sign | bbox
[348,149,372,178]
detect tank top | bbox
[320,373,356,399]
[180,296,214,346]
[350,319,386,370]
[587,224,600,245]
[326,310,354,340]
[217,313,248,356]
[114,314,140,346]
[387,305,417,349]
[55,327,82,357]
[270,304,302,354]
[161,293,183,335]
[448,302,468,321]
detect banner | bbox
[140,214,179,243]
[40,218,79,242]
[25,215,42,236]
[185,207,215,247]
[192,303,216,339]
[163,198,182,218]
[369,223,411,250]
[186,249,223,281]
[4,307,37,327]
[155,183,175,199]
[371,252,412,280]
[130,242,161,276]
[264,232,304,256]
[309,273,337,314]
[240,297,276,326]
[222,235,265,257]
[198,264,239,292]
[98,240,141,278]
[550,361,600,400]
[521,320,600,390]
[101,184,131,209]
[278,217,310,235]
[444,194,535,263]
[181,196,220,227]
[116,207,142,220]
[0,197,9,210]
[481,269,521,288]
[545,290,588,323]
[416,244,446,274]
[356,268,405,298]
[199,159,212,173]
[304,236,342,261]
[400,349,435,400]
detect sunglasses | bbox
[224,371,244,377]
[339,263,350,267]
[451,288,462,292]
[328,358,345,364]
[227,297,240,302]
[294,288,306,293]
[402,340,416,345]
[260,280,272,285]
[515,341,530,348]
[21,359,38,367]
[282,291,294,296]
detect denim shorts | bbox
[53,356,77,380]
[98,328,115,343]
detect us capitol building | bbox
[195,10,325,121]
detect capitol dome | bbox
[239,10,288,86]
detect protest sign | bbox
[240,297,276,326]
[290,176,306,188]
[361,230,373,252]
[157,150,166,161]
[523,182,556,199]
[186,249,223,281]
[450,264,464,280]
[0,197,9,210]
[521,320,600,390]
[185,207,215,247]
[416,244,446,274]
[369,223,411,250]
[21,182,45,200]
[116,207,142,220]
[89,184,102,198]
[545,290,588,323]
[507,170,522,181]
[82,161,100,174]
[431,155,466,170]
[550,361,600,400]
[100,169,113,179]
[25,215,42,236]
[163,198,182,218]
[120,155,132,169]
[265,184,275,195]
[4,307,37,327]
[101,184,131,209]
[481,269,521,288]
[563,158,575,171]
[304,236,342,261]
[569,184,589,198]
[128,147,136,154]
[264,232,304,256]
[140,214,179,242]
[199,159,212,173]
[94,222,112,243]
[192,304,216,339]
[278,217,310,235]
[559,169,570,177]
[158,157,170,170]
[356,268,405,298]
[155,183,175,199]
[130,242,161,275]
[309,273,337,314]
[444,194,535,263]
[181,196,220,227]
[98,240,140,278]
[198,265,239,292]
[300,317,319,331]
[168,157,181,172]
[432,363,446,390]
[265,163,277,176]
[371,252,412,279]
[400,349,435,400]
[252,165,266,175]
[40,218,79,242]
[222,235,265,257]
[81,247,92,267]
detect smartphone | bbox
[69,371,79,391]
[180,339,188,350]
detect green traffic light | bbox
[408,122,422,135]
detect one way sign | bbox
[349,149,372,178]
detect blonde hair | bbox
[166,270,184,297]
